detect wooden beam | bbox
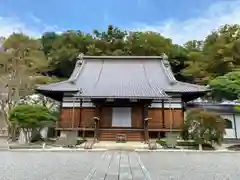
[148,128,181,132]
[56,128,95,131]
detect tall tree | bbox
[209,71,240,101]
[181,24,240,85]
[126,31,172,56]
[0,33,49,140]
[92,25,128,55]
[42,30,94,77]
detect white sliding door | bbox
[112,107,132,127]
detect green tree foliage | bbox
[182,24,240,84]
[235,105,240,112]
[38,24,240,85]
[9,104,57,143]
[9,104,57,128]
[181,108,226,149]
[1,24,240,101]
[209,71,240,101]
[0,33,50,100]
[0,33,52,140]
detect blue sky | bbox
[0,0,240,44]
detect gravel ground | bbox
[0,151,240,180]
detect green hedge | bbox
[156,139,197,146]
[156,139,167,146]
[156,139,215,150]
[227,145,240,151]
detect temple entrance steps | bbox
[92,141,149,150]
[98,129,144,141]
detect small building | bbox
[36,55,208,142]
[187,102,240,139]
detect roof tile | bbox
[36,56,208,99]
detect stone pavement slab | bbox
[138,151,240,180]
[1,150,240,179]
[85,151,150,180]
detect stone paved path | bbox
[85,151,151,180]
[1,150,240,179]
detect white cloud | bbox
[29,14,42,24]
[0,16,60,38]
[131,0,240,45]
[0,16,40,37]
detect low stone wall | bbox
[0,128,8,137]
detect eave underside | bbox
[37,89,207,103]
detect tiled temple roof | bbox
[36,55,209,101]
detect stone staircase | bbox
[98,129,144,141]
[92,141,149,150]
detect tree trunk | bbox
[30,128,43,142]
[199,144,203,150]
[8,124,18,141]
[11,127,17,141]
[24,130,28,144]
[19,129,31,144]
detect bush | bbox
[227,145,240,151]
[202,143,215,150]
[180,108,226,147]
[156,139,167,146]
[9,104,57,143]
[156,139,215,150]
[177,141,198,146]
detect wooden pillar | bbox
[71,98,76,129]
[143,104,149,143]
[93,104,101,141]
[142,105,145,127]
[169,99,173,132]
[78,98,82,127]
[55,101,63,137]
[161,100,165,128]
[181,97,185,120]
[233,113,238,139]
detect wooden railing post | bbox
[144,117,151,143]
[93,117,100,142]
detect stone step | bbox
[92,141,149,150]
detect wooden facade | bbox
[57,98,184,141]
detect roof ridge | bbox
[82,55,163,59]
[160,59,177,84]
[68,56,85,84]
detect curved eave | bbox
[73,94,171,100]
[165,81,210,96]
[187,102,240,114]
[35,81,79,101]
[35,89,78,101]
[165,82,210,102]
